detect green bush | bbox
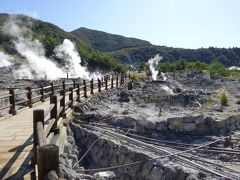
[129,72,147,82]
[218,89,229,106]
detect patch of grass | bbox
[129,72,147,82]
[172,119,182,132]
[218,89,229,106]
[206,95,215,106]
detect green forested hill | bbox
[71,27,151,52]
[107,45,240,67]
[70,26,240,67]
[0,13,126,72]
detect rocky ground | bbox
[1,69,240,179]
[59,71,240,180]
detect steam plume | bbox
[161,85,174,95]
[2,15,66,80]
[54,39,101,80]
[147,54,162,80]
[161,72,167,81]
[0,51,12,67]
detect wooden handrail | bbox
[44,103,55,117]
[31,73,128,180]
[44,118,56,138]
[0,93,11,99]
[50,95,58,131]
[15,90,28,95]
[37,121,47,146]
[0,104,11,111]
[15,99,28,105]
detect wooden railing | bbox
[32,74,128,179]
[0,74,128,117]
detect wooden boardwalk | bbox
[0,100,50,179]
[0,77,124,179]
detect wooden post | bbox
[69,87,73,108]
[33,109,44,165]
[98,78,101,92]
[116,75,119,87]
[27,87,32,108]
[120,74,124,86]
[125,73,127,80]
[40,86,45,102]
[62,81,65,91]
[90,79,94,94]
[50,82,54,95]
[111,77,114,89]
[73,80,76,88]
[83,80,87,98]
[76,84,80,102]
[50,95,57,130]
[60,90,65,116]
[105,78,108,90]
[9,88,16,115]
[37,144,59,180]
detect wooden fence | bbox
[31,74,128,179]
[0,74,128,116]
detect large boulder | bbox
[180,123,196,132]
[118,91,130,102]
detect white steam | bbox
[2,15,101,80]
[228,66,240,71]
[161,72,167,81]
[161,85,174,95]
[148,54,162,80]
[3,15,65,80]
[13,65,34,79]
[0,51,13,67]
[54,39,101,80]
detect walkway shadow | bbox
[0,134,34,179]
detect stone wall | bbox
[70,123,199,180]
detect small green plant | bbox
[172,119,182,132]
[218,89,229,106]
[129,72,147,82]
[206,95,215,106]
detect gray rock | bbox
[59,164,77,180]
[75,112,96,120]
[180,123,196,132]
[94,171,116,179]
[141,162,153,177]
[156,122,168,131]
[211,104,223,112]
[118,91,130,102]
[112,116,137,127]
[67,136,75,145]
[64,142,73,154]
[162,165,176,180]
[219,154,230,161]
[147,166,163,180]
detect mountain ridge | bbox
[70,27,240,67]
[71,27,152,52]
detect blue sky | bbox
[0,0,239,49]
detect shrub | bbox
[218,89,229,106]
[129,72,147,82]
